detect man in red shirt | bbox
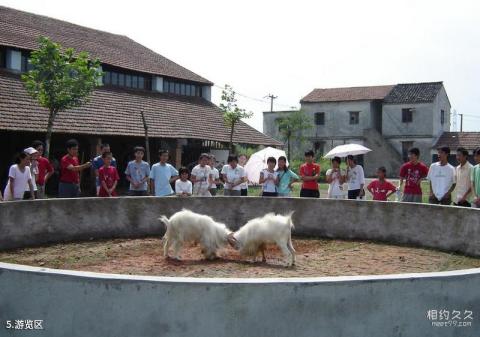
[367,167,397,201]
[58,139,92,198]
[31,140,54,199]
[299,150,321,198]
[98,152,120,197]
[399,147,429,203]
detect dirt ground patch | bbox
[1,237,479,278]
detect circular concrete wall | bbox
[0,197,479,337]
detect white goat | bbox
[228,212,296,266]
[159,209,233,260]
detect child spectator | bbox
[326,157,346,199]
[93,143,117,196]
[98,152,120,197]
[428,147,456,205]
[367,167,397,201]
[191,153,213,196]
[149,149,179,196]
[221,155,247,196]
[276,156,299,197]
[3,153,35,201]
[399,147,429,203]
[471,147,480,208]
[259,157,279,197]
[299,150,320,198]
[125,146,150,196]
[208,155,220,196]
[346,155,365,200]
[31,140,54,198]
[238,154,249,196]
[58,139,92,198]
[175,167,193,197]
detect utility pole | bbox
[140,110,151,164]
[265,94,277,112]
[459,113,464,132]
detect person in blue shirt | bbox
[125,146,151,196]
[92,143,116,196]
[149,149,179,196]
[276,156,299,197]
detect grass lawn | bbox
[218,180,432,203]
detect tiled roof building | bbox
[0,5,281,193]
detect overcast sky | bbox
[2,0,480,131]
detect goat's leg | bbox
[172,240,182,260]
[287,237,296,266]
[163,236,171,258]
[277,241,293,267]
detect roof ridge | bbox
[0,5,127,38]
[312,84,394,90]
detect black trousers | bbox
[348,189,363,200]
[241,188,248,196]
[300,189,319,198]
[262,191,278,197]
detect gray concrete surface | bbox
[0,262,479,337]
[1,197,479,337]
[0,197,479,256]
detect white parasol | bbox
[244,147,289,184]
[324,144,372,159]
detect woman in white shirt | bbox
[238,154,248,196]
[259,157,279,197]
[221,155,246,196]
[208,154,220,196]
[326,157,346,199]
[3,153,35,201]
[191,153,213,197]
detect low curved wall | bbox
[1,197,480,337]
[0,263,479,337]
[0,197,479,256]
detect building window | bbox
[441,110,445,125]
[0,47,5,68]
[314,112,325,125]
[20,51,32,72]
[349,111,360,125]
[102,67,151,90]
[402,108,413,123]
[401,141,414,162]
[162,78,203,97]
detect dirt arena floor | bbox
[1,237,479,278]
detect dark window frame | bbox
[349,111,360,125]
[402,108,413,123]
[314,112,325,125]
[441,109,445,125]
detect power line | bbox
[213,84,297,109]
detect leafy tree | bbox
[21,36,103,157]
[275,110,313,159]
[220,84,253,152]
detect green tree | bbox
[21,36,103,157]
[275,110,313,159]
[220,84,253,152]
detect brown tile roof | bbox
[0,71,282,146]
[301,85,394,103]
[384,82,443,104]
[0,5,212,84]
[434,132,480,151]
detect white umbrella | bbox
[324,143,372,159]
[244,147,289,184]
